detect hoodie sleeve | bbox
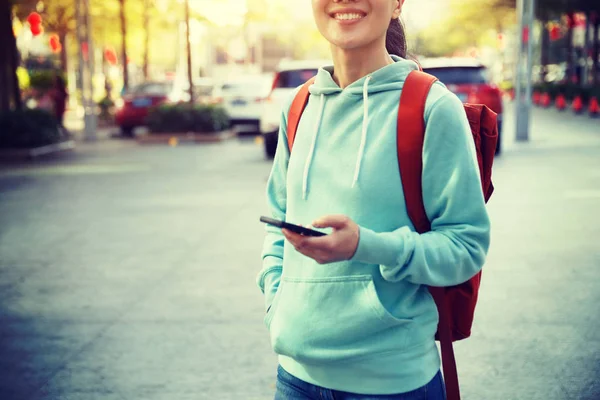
[256,91,297,312]
[351,91,491,287]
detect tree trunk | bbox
[0,0,21,112]
[540,17,549,82]
[0,0,12,112]
[593,18,599,86]
[184,0,194,104]
[143,0,149,80]
[59,32,68,75]
[7,15,21,110]
[565,12,575,82]
[119,0,129,91]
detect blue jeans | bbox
[275,365,446,400]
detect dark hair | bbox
[386,18,407,58]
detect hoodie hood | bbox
[299,55,420,199]
[309,55,420,97]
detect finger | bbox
[282,228,304,246]
[312,214,349,230]
[295,235,334,253]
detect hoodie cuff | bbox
[351,225,411,268]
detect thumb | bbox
[312,215,349,230]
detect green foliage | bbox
[16,67,30,90]
[410,0,516,57]
[98,96,115,119]
[0,109,62,149]
[146,103,231,134]
[499,80,514,91]
[28,70,67,91]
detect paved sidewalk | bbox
[0,105,598,399]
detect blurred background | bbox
[0,1,599,400]
[1,0,598,141]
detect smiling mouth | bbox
[330,12,366,22]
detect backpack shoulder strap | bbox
[397,71,463,400]
[286,77,316,151]
[396,70,437,234]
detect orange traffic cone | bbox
[555,94,567,111]
[589,97,600,117]
[532,91,541,105]
[572,96,583,114]
[540,93,551,108]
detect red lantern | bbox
[574,13,586,28]
[27,12,42,26]
[104,47,117,65]
[522,26,529,44]
[49,34,61,53]
[565,14,574,28]
[30,23,43,36]
[549,24,561,41]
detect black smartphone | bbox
[260,216,326,237]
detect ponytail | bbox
[386,18,407,58]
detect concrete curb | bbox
[0,139,76,161]
[135,130,236,145]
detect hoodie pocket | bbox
[264,285,283,329]
[268,275,412,364]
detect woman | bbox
[257,1,491,399]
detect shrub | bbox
[0,109,62,149]
[146,103,231,134]
[29,70,67,92]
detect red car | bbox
[114,82,187,137]
[421,58,504,155]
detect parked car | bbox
[420,57,504,155]
[114,81,187,137]
[211,76,272,134]
[260,59,330,158]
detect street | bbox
[0,106,599,400]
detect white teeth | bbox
[334,13,364,21]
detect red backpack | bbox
[286,70,498,400]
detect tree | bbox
[411,0,516,57]
[142,0,150,79]
[119,0,129,90]
[1,0,22,112]
[13,0,75,74]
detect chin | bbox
[330,37,367,51]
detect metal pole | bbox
[524,0,535,115]
[515,0,534,142]
[82,0,97,141]
[76,0,97,141]
[76,0,84,111]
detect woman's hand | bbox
[282,215,360,264]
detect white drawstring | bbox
[302,93,325,200]
[352,75,372,188]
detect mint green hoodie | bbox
[257,56,490,394]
